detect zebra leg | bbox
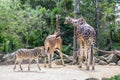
[28,59,32,71]
[57,49,65,66]
[18,59,23,71]
[35,59,41,71]
[13,59,18,70]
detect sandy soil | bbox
[0,64,120,80]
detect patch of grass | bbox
[109,74,120,80]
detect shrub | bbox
[109,74,120,80]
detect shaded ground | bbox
[0,64,120,80]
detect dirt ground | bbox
[0,64,120,80]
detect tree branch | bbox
[95,47,120,57]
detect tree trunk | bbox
[94,0,99,47]
[73,0,79,63]
[109,29,112,49]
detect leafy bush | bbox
[109,74,120,80]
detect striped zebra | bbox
[13,46,47,71]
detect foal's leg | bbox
[18,59,23,70]
[13,59,18,70]
[35,59,41,70]
[28,59,32,71]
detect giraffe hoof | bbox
[39,68,41,71]
[13,68,15,71]
[48,65,52,68]
[78,66,82,68]
[92,67,95,70]
[44,65,47,68]
[63,64,66,67]
[86,67,89,70]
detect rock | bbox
[117,60,120,66]
[0,53,15,65]
[2,54,12,61]
[94,57,100,63]
[85,78,99,80]
[0,54,4,62]
[102,77,109,80]
[54,59,62,65]
[103,54,109,57]
[106,54,118,63]
[99,56,107,62]
[98,60,108,65]
[109,63,116,66]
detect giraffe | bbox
[44,14,65,68]
[64,16,96,70]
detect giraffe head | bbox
[72,18,86,26]
[64,16,72,24]
[56,14,61,21]
[64,16,86,26]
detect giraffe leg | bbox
[84,41,90,70]
[44,57,47,68]
[86,45,90,70]
[50,52,54,68]
[47,54,51,68]
[78,40,83,68]
[57,49,65,66]
[92,57,95,70]
[91,44,95,70]
[47,48,52,68]
[78,53,83,68]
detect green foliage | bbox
[39,7,47,14]
[0,0,120,55]
[109,74,120,80]
[0,0,50,52]
[62,44,73,55]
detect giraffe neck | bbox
[56,15,60,33]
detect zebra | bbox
[13,46,47,71]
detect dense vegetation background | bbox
[0,0,120,55]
